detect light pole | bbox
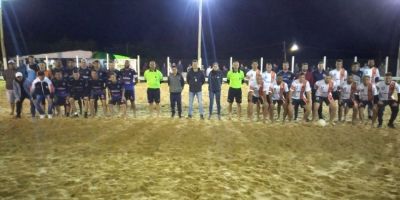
[197,0,203,69]
[0,0,7,70]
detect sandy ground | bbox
[0,81,399,199]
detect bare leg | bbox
[228,103,233,119]
[237,103,241,119]
[155,103,160,117]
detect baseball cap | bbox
[8,60,15,64]
[15,72,23,78]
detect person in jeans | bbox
[30,71,55,119]
[3,60,17,115]
[208,62,223,120]
[13,72,34,118]
[187,59,205,119]
[168,65,185,118]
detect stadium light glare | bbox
[290,43,299,52]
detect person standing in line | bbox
[144,60,164,117]
[168,64,185,118]
[186,59,205,119]
[208,62,223,120]
[227,60,245,120]
[3,60,17,115]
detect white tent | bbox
[18,50,93,60]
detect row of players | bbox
[11,58,400,128]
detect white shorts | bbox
[6,90,15,103]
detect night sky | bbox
[2,0,400,63]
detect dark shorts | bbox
[147,88,160,104]
[109,96,125,105]
[315,96,330,105]
[359,100,374,108]
[228,88,242,104]
[54,96,68,106]
[90,90,106,100]
[292,99,306,108]
[332,91,340,100]
[339,99,354,108]
[273,100,284,105]
[124,89,135,101]
[71,93,84,101]
[378,100,398,108]
[251,96,263,104]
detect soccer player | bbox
[338,75,358,124]
[356,75,378,127]
[107,73,127,116]
[144,60,163,117]
[376,72,400,128]
[364,59,380,84]
[208,62,223,120]
[246,60,260,118]
[312,72,337,124]
[107,61,121,80]
[168,64,185,118]
[311,61,326,120]
[30,71,54,119]
[271,74,289,122]
[329,59,347,101]
[187,59,206,119]
[88,70,107,117]
[52,70,70,117]
[288,73,312,122]
[248,73,267,122]
[350,62,363,85]
[262,63,276,120]
[120,60,138,116]
[68,70,89,118]
[277,61,295,87]
[227,60,245,120]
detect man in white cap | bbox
[13,72,33,118]
[3,60,17,115]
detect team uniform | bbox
[277,70,295,87]
[52,78,69,106]
[272,81,289,105]
[314,80,337,105]
[227,70,245,103]
[262,71,276,104]
[350,71,363,86]
[339,82,357,108]
[246,69,259,86]
[290,79,311,107]
[144,69,163,104]
[107,80,125,105]
[329,68,347,100]
[356,83,379,108]
[363,67,380,84]
[120,68,137,101]
[376,81,400,126]
[107,69,121,80]
[68,77,88,100]
[79,67,91,81]
[249,81,268,104]
[88,78,106,101]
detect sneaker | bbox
[200,115,204,120]
[218,115,221,120]
[377,124,382,128]
[39,115,45,119]
[178,113,182,118]
[171,113,175,118]
[84,112,88,118]
[48,114,53,119]
[73,112,79,118]
[187,115,192,119]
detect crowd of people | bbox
[2,56,400,128]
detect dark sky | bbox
[3,0,400,62]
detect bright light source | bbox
[290,43,299,52]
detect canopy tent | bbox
[18,50,93,60]
[92,52,131,60]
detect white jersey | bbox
[363,67,380,84]
[246,69,259,86]
[272,82,289,101]
[357,83,378,101]
[376,81,399,101]
[290,79,311,100]
[314,80,337,98]
[329,68,347,86]
[249,81,268,98]
[340,82,356,100]
[262,71,277,86]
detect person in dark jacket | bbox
[68,69,89,118]
[13,72,35,118]
[30,71,54,119]
[168,65,185,118]
[4,60,17,115]
[208,62,223,120]
[186,59,205,119]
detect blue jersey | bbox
[52,78,69,97]
[68,77,88,94]
[277,70,295,87]
[88,79,105,92]
[107,80,124,98]
[120,68,137,91]
[79,67,91,81]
